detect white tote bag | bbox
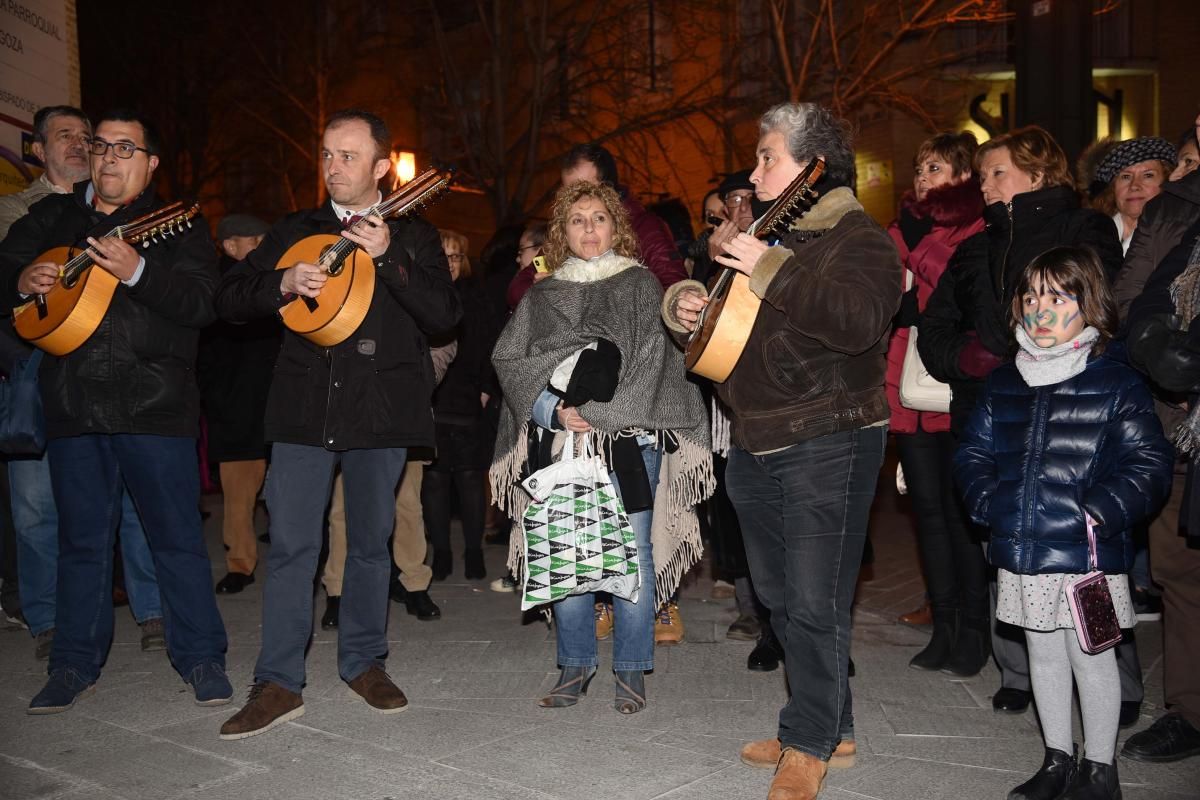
[898,269,952,413]
[518,432,640,611]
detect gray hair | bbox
[758,103,856,189]
[32,105,89,144]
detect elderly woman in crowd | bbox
[1089,137,1177,255]
[663,102,901,800]
[490,181,712,715]
[918,126,1123,685]
[885,132,987,673]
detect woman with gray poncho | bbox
[490,181,713,714]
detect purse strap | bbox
[1085,513,1099,572]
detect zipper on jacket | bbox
[1021,386,1047,574]
[320,347,335,449]
[996,202,1014,300]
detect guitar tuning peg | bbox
[142,241,151,249]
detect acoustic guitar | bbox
[276,167,452,346]
[684,158,825,382]
[14,201,201,356]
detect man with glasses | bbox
[0,106,169,662]
[0,109,231,714]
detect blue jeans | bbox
[46,434,227,683]
[256,443,407,693]
[554,444,661,672]
[9,451,162,636]
[727,426,886,761]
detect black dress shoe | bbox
[1060,757,1119,799]
[321,596,340,630]
[1008,747,1076,800]
[747,630,782,672]
[1120,712,1200,763]
[1119,700,1140,729]
[404,590,441,621]
[215,572,255,594]
[993,687,1033,714]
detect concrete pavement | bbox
[1,460,1193,799]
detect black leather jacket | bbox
[0,182,217,439]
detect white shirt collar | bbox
[330,192,382,223]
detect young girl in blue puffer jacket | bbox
[956,245,1173,800]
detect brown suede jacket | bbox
[662,188,902,453]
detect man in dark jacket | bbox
[200,214,278,596]
[0,109,230,713]
[214,110,461,740]
[664,103,901,800]
[1124,209,1200,764]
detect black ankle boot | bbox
[1061,758,1120,800]
[941,614,990,677]
[1008,747,1077,800]
[431,549,452,581]
[909,606,957,671]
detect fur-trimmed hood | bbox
[898,176,985,230]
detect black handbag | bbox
[0,348,46,455]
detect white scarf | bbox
[1014,326,1100,387]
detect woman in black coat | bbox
[917,126,1123,677]
[423,230,501,580]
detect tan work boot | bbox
[654,601,684,645]
[741,738,856,769]
[594,602,613,640]
[768,748,828,800]
[219,682,304,740]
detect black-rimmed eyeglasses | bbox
[87,138,151,159]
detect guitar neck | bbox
[751,158,825,241]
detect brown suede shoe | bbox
[768,748,828,800]
[741,738,856,769]
[219,682,304,740]
[347,666,409,714]
[898,601,933,626]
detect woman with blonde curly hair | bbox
[490,181,712,714]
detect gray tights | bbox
[1025,628,1120,764]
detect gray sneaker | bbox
[34,628,54,660]
[140,618,166,652]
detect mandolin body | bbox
[14,247,120,356]
[276,235,375,347]
[684,268,761,382]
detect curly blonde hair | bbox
[543,181,639,270]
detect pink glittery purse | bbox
[1066,516,1123,655]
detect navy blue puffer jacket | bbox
[955,354,1173,575]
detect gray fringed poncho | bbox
[489,252,715,606]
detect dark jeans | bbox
[422,467,486,556]
[256,443,406,694]
[895,430,988,619]
[46,434,227,683]
[727,426,886,760]
[704,453,750,581]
